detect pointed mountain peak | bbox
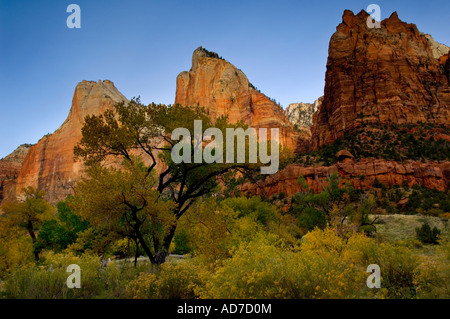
[66,79,127,126]
[389,11,399,20]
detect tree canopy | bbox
[73,99,258,263]
[1,187,55,260]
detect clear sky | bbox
[0,0,449,158]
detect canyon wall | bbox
[311,10,450,150]
[12,80,127,202]
[241,158,450,197]
[285,98,322,131]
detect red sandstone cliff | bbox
[241,158,450,197]
[175,47,299,151]
[11,80,128,202]
[311,10,450,150]
[0,144,32,202]
[0,144,32,181]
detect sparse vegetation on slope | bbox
[296,123,450,165]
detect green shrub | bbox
[295,123,450,165]
[416,223,441,244]
[35,199,90,254]
[173,229,192,255]
[221,196,277,226]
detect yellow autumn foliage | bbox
[196,230,367,299]
[194,227,428,299]
[126,260,202,299]
[414,241,450,298]
[0,222,34,277]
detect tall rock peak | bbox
[311,10,450,150]
[10,80,128,203]
[64,80,126,127]
[389,11,399,20]
[175,47,299,150]
[192,46,208,70]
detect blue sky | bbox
[0,0,449,158]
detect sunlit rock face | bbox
[175,47,299,151]
[13,80,128,203]
[311,10,450,150]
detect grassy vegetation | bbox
[0,252,154,299]
[371,214,449,243]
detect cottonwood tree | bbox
[1,187,54,260]
[71,158,176,265]
[73,99,261,264]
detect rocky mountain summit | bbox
[175,47,299,150]
[0,144,32,179]
[10,80,127,203]
[311,10,450,150]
